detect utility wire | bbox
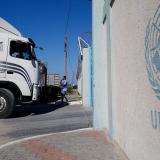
[64,0,72,36]
[64,0,72,78]
[67,41,74,82]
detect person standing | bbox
[60,76,68,104]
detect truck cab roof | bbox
[0,17,22,37]
[0,32,29,43]
[0,18,29,42]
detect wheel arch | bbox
[0,81,22,102]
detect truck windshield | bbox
[10,41,37,60]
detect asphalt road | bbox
[0,101,92,146]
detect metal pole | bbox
[64,36,67,78]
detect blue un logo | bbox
[145,5,160,100]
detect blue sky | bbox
[0,0,92,83]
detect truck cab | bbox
[0,17,47,118]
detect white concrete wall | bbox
[82,48,90,108]
[111,1,160,160]
[93,0,160,160]
[92,0,109,129]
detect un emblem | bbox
[145,5,160,100]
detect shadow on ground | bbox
[10,101,69,119]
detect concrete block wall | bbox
[93,0,160,160]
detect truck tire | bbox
[0,88,15,118]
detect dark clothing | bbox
[61,92,68,103]
[60,78,68,103]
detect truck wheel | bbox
[0,88,15,118]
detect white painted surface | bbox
[92,0,109,129]
[93,0,160,160]
[111,1,160,160]
[82,48,90,108]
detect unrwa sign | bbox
[151,110,160,130]
[145,4,160,100]
[145,4,160,131]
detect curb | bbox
[0,128,93,149]
[69,100,82,105]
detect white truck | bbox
[0,18,60,118]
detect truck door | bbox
[0,38,6,78]
[6,40,38,96]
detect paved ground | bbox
[0,93,128,160]
[0,99,92,146]
[66,91,81,102]
[0,129,128,160]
